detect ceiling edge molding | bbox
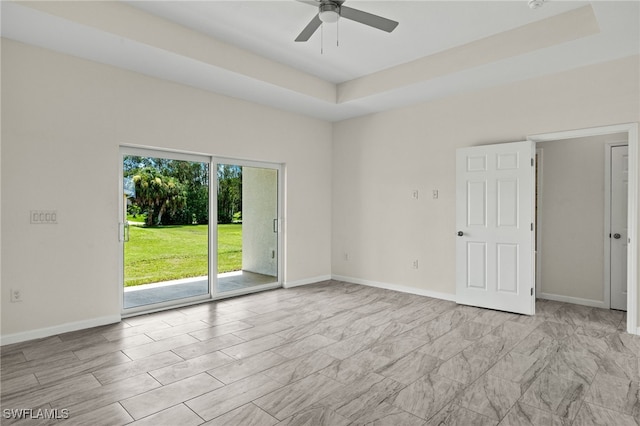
[337,4,600,103]
[9,0,337,104]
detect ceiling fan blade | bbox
[340,6,398,33]
[295,14,322,42]
[296,0,319,6]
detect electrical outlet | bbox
[412,190,419,200]
[412,259,419,269]
[432,190,439,199]
[10,289,22,303]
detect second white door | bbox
[610,145,628,311]
[456,141,536,315]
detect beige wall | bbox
[537,134,627,303]
[1,40,333,338]
[332,55,640,327]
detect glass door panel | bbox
[121,152,210,310]
[216,163,279,294]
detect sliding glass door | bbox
[215,160,281,295]
[120,148,282,314]
[120,148,211,312]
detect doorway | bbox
[535,136,628,310]
[529,123,638,334]
[455,124,638,334]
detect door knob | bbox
[613,233,621,239]
[457,231,464,237]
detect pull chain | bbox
[320,20,340,54]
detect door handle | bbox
[119,222,130,242]
[613,233,621,239]
[457,231,464,237]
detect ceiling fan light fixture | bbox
[319,4,340,23]
[528,0,546,9]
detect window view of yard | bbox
[124,223,242,287]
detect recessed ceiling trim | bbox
[1,1,637,123]
[337,5,600,103]
[4,1,337,104]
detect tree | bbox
[132,167,187,226]
[124,156,210,225]
[217,165,242,224]
[173,161,209,225]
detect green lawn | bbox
[124,224,242,286]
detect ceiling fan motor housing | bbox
[319,3,340,23]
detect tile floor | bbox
[1,280,639,425]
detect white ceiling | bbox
[2,1,639,121]
[125,0,592,83]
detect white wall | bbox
[2,39,640,341]
[1,39,332,340]
[537,134,627,305]
[332,55,640,326]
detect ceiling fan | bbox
[295,0,399,42]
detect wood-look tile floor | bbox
[2,280,639,425]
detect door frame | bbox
[605,142,629,311]
[528,123,638,335]
[118,147,285,316]
[534,147,543,304]
[211,156,284,299]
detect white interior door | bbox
[610,145,628,311]
[456,141,535,315]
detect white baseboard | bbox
[284,275,332,289]
[537,292,607,309]
[332,275,456,302]
[0,315,121,346]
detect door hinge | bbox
[531,223,534,231]
[531,288,534,296]
[531,158,534,167]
